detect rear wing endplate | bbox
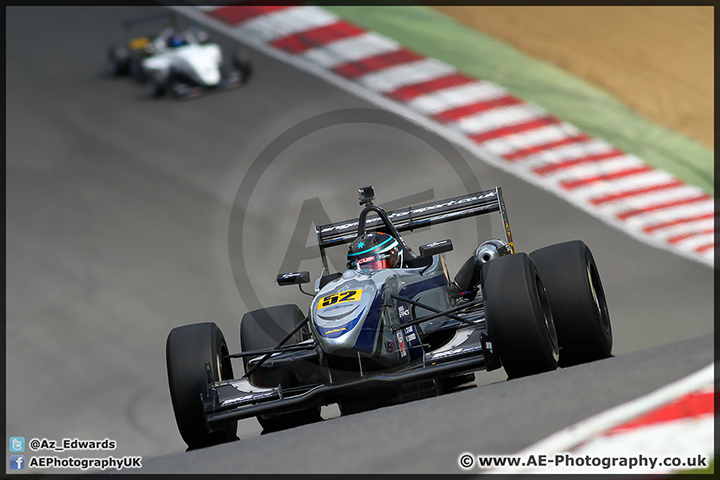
[315,186,515,271]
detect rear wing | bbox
[315,186,515,272]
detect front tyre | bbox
[482,253,559,379]
[240,304,308,372]
[166,322,238,450]
[240,305,320,432]
[232,50,252,83]
[147,70,167,97]
[530,241,612,367]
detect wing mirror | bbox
[418,239,453,257]
[277,271,310,286]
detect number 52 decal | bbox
[319,290,361,309]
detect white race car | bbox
[107,14,251,98]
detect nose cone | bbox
[316,302,363,326]
[316,303,366,343]
[312,282,376,355]
[184,46,221,86]
[197,64,220,86]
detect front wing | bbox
[202,338,495,426]
[171,70,246,99]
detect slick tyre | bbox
[530,241,612,367]
[240,304,307,369]
[166,322,238,450]
[240,304,319,431]
[167,73,183,99]
[232,50,252,83]
[148,70,167,97]
[107,46,129,76]
[482,253,559,379]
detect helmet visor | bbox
[356,253,398,271]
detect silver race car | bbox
[166,186,613,449]
[107,12,251,98]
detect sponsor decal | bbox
[398,305,410,318]
[222,390,279,408]
[324,327,347,335]
[319,290,360,309]
[320,193,494,236]
[425,240,450,248]
[430,345,483,361]
[397,331,407,357]
[322,303,353,313]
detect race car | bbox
[107,12,251,98]
[166,186,613,449]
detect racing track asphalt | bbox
[5,5,715,475]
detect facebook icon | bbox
[10,455,25,470]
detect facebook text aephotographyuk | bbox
[27,455,142,471]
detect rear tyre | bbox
[240,305,320,432]
[482,253,559,379]
[166,322,238,450]
[530,241,612,367]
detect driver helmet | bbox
[168,34,185,48]
[347,232,401,271]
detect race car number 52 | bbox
[319,290,360,308]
